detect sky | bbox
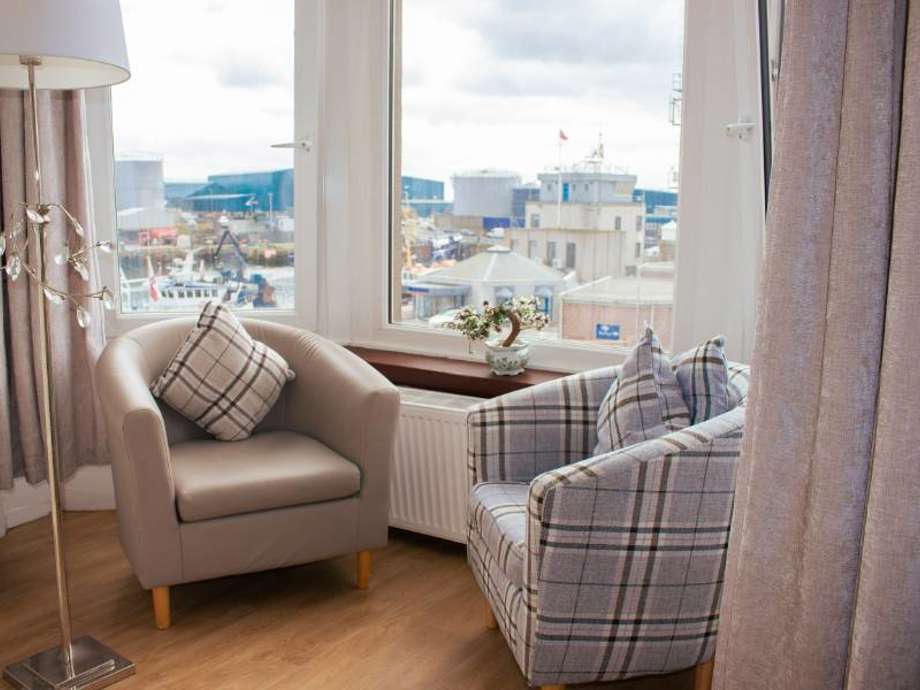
[112,0,684,193]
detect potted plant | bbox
[448,296,549,376]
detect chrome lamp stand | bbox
[1,57,134,690]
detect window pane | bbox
[112,1,294,314]
[394,1,683,349]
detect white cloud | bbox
[113,0,294,181]
[401,0,684,192]
[112,0,683,191]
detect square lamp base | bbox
[3,636,135,690]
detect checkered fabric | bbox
[467,366,618,486]
[727,363,751,408]
[466,368,746,687]
[593,328,690,457]
[151,301,295,441]
[469,482,528,588]
[673,335,732,424]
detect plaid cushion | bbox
[594,328,689,456]
[468,366,618,485]
[469,482,528,588]
[151,301,295,441]
[727,363,751,407]
[673,335,731,424]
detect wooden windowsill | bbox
[347,346,564,399]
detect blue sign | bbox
[595,323,621,341]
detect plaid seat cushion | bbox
[673,335,732,424]
[469,482,528,588]
[594,327,689,456]
[727,363,751,407]
[151,301,295,441]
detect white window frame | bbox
[86,0,322,337]
[327,0,766,371]
[85,0,767,370]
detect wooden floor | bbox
[0,512,694,690]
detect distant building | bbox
[511,183,539,227]
[659,220,678,261]
[116,206,180,247]
[164,181,206,207]
[506,169,645,283]
[400,176,451,218]
[451,169,520,219]
[115,155,165,210]
[401,176,444,201]
[405,200,453,218]
[404,245,572,321]
[560,262,675,350]
[539,169,637,205]
[634,188,678,248]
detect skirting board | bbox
[0,465,116,534]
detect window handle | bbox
[724,121,755,141]
[271,138,312,151]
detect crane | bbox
[212,225,247,282]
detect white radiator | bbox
[389,387,484,543]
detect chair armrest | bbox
[466,366,617,485]
[276,331,400,467]
[95,335,182,588]
[523,407,745,677]
[267,329,400,549]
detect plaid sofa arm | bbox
[520,407,745,685]
[467,366,618,486]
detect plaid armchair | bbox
[467,364,749,689]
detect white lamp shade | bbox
[0,0,129,90]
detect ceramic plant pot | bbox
[484,339,530,376]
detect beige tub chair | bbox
[95,318,399,629]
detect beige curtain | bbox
[0,89,108,488]
[714,1,920,688]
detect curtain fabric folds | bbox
[0,89,107,488]
[714,1,920,688]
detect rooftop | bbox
[561,265,675,306]
[423,245,566,285]
[452,169,520,180]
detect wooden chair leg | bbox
[694,658,714,690]
[484,599,498,630]
[152,586,170,630]
[356,550,372,590]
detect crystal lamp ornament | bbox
[0,201,114,322]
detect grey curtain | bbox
[714,1,920,688]
[0,89,108,489]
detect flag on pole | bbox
[558,129,568,141]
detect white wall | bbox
[0,465,116,535]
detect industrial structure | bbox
[115,154,166,210]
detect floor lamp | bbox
[0,1,134,689]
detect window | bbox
[110,1,296,314]
[389,0,767,360]
[495,286,514,305]
[391,1,690,348]
[565,242,577,270]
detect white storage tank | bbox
[451,169,520,218]
[115,153,166,210]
